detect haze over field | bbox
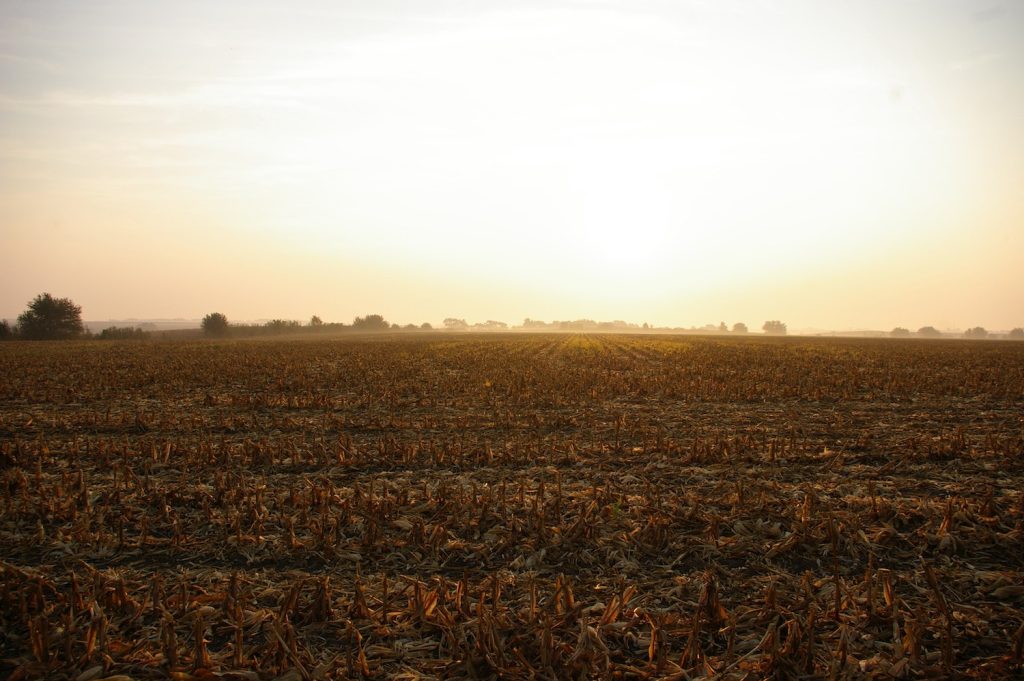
[2,0,1022,330]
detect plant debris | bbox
[1,334,1022,679]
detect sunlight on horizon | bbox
[1,1,1022,329]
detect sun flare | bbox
[1,1,1021,329]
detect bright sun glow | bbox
[1,1,1022,329]
[209,5,973,305]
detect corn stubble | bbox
[1,334,1023,679]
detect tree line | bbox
[889,326,1022,339]
[4,293,1023,340]
[200,313,433,337]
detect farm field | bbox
[1,333,1023,679]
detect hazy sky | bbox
[2,0,1022,330]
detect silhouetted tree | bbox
[98,326,148,340]
[17,293,84,340]
[560,319,598,330]
[964,326,988,339]
[732,322,748,334]
[420,322,433,330]
[718,322,728,332]
[890,327,910,337]
[0,320,12,339]
[309,315,323,327]
[917,326,941,338]
[762,320,787,335]
[443,318,468,330]
[265,319,301,333]
[202,312,229,337]
[352,314,389,331]
[1010,328,1024,339]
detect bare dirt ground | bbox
[1,333,1022,679]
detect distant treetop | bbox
[18,293,84,340]
[201,312,229,337]
[352,314,389,331]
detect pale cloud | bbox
[1,0,1022,328]
[951,51,1003,72]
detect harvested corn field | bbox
[1,333,1023,680]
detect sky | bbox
[1,0,1022,331]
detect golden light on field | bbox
[1,1,1022,329]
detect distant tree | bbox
[391,323,401,329]
[1010,328,1024,339]
[718,322,728,332]
[309,315,323,327]
[403,323,417,330]
[890,327,910,337]
[98,326,148,340]
[762,320,787,335]
[0,320,12,339]
[265,319,300,333]
[202,312,229,337]
[964,326,988,339]
[420,322,433,330]
[522,318,548,329]
[17,293,84,340]
[443,317,468,330]
[917,326,941,338]
[732,322,748,334]
[352,314,389,331]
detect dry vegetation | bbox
[1,333,1023,680]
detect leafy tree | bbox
[890,327,910,337]
[420,322,433,330]
[762,320,787,335]
[265,319,300,333]
[309,315,323,327]
[352,314,389,331]
[98,326,148,340]
[732,322,748,334]
[718,322,728,332]
[443,318,468,330]
[964,326,988,339]
[917,326,941,338]
[17,293,84,340]
[202,312,229,337]
[0,320,12,339]
[1010,328,1024,339]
